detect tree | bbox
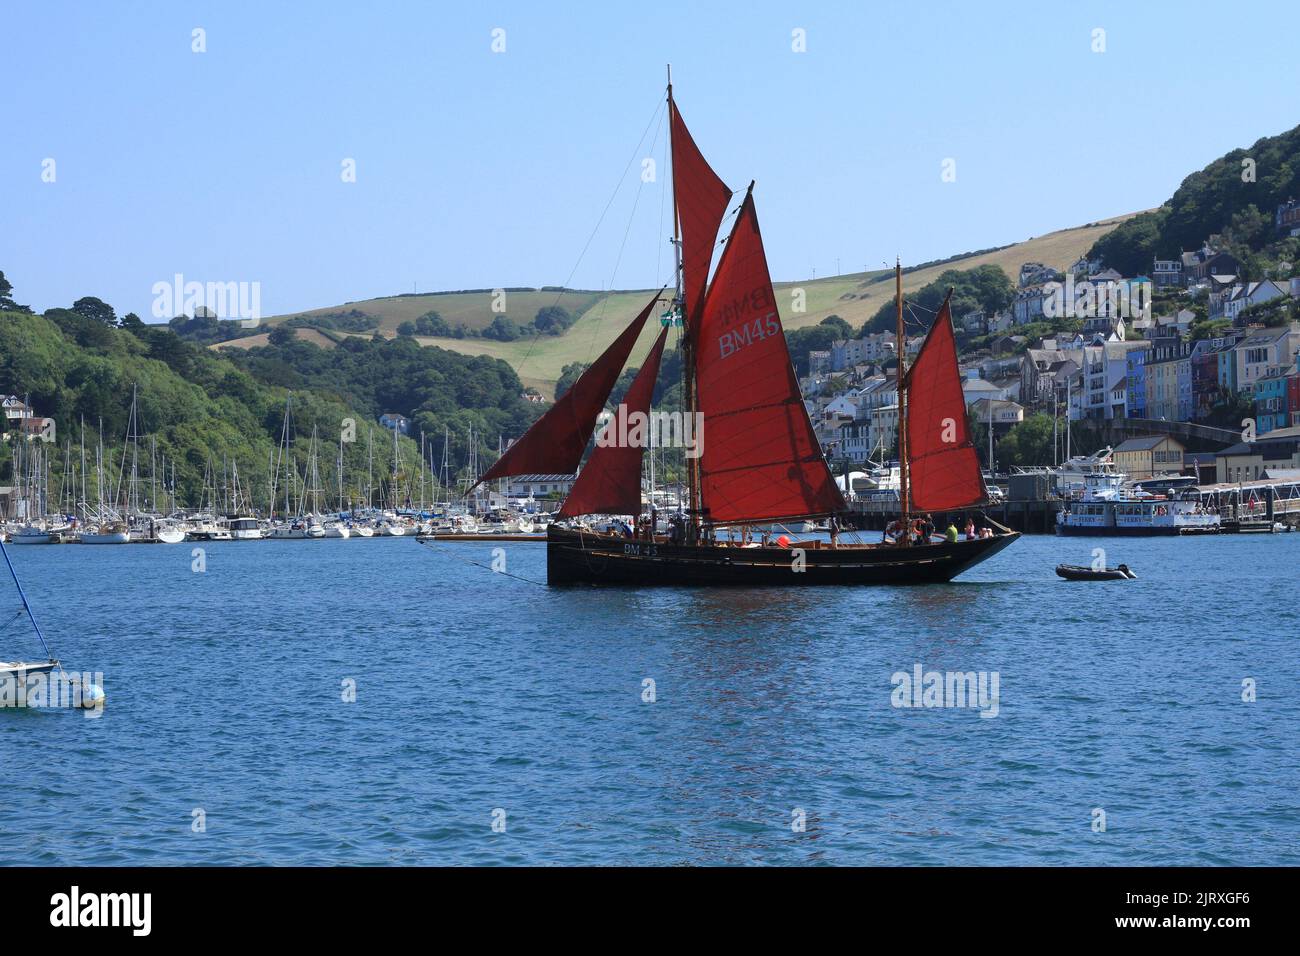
[0,271,32,313]
[72,296,117,326]
[483,315,520,341]
[555,361,588,399]
[397,321,417,337]
[534,305,573,335]
[819,314,852,338]
[415,310,450,336]
[120,312,146,330]
[268,326,297,346]
[996,413,1055,467]
[861,265,1014,335]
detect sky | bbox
[3,0,1299,320]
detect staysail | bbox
[669,93,731,324]
[692,190,846,524]
[557,326,669,518]
[472,292,661,488]
[903,297,987,511]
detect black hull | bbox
[546,526,1019,586]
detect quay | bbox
[845,474,1300,535]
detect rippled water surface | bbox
[1,532,1296,865]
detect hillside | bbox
[0,302,533,505]
[1090,122,1300,277]
[242,214,1136,397]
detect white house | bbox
[505,474,578,498]
[1224,281,1290,324]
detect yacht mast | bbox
[896,258,911,545]
[668,66,701,545]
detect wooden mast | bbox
[896,257,910,545]
[669,65,702,545]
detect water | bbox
[1,532,1296,866]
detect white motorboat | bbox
[228,516,263,540]
[323,521,351,539]
[186,516,232,541]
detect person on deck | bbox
[945,522,959,542]
[965,518,976,540]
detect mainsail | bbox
[473,293,661,488]
[669,93,731,325]
[557,326,669,518]
[903,298,987,511]
[692,191,845,524]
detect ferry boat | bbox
[1056,472,1220,536]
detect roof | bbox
[1113,436,1168,452]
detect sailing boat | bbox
[471,77,1018,585]
[0,532,59,688]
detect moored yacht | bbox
[228,516,263,540]
[79,521,131,544]
[7,525,59,545]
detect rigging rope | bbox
[414,538,547,587]
[0,536,56,661]
[515,94,667,377]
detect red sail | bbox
[474,293,660,487]
[903,299,987,511]
[693,192,845,524]
[670,95,731,322]
[557,327,669,518]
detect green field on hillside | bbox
[244,214,1137,397]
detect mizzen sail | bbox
[473,292,661,488]
[903,297,987,511]
[557,326,669,518]
[693,191,845,524]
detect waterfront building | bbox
[1215,426,1300,483]
[504,474,578,499]
[1113,435,1186,481]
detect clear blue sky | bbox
[4,1,1298,319]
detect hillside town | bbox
[803,204,1300,487]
